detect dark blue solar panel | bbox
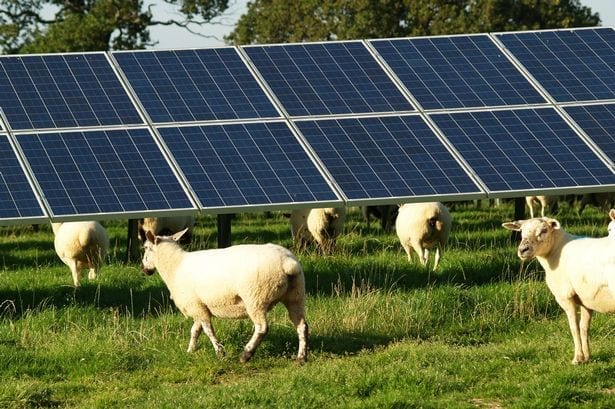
[430,108,615,193]
[293,115,483,201]
[370,34,546,110]
[243,42,414,116]
[157,122,340,209]
[496,27,615,102]
[16,128,194,217]
[0,53,143,130]
[0,135,46,219]
[113,48,280,123]
[565,103,615,164]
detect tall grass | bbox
[0,202,614,408]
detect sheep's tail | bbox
[282,254,303,277]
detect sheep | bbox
[608,209,615,238]
[137,216,195,244]
[140,228,308,363]
[525,195,550,218]
[361,205,398,232]
[395,202,451,270]
[502,217,615,364]
[290,207,346,253]
[51,221,109,287]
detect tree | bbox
[226,0,600,45]
[0,0,231,53]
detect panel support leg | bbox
[217,214,233,248]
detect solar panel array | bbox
[0,27,613,224]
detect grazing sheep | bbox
[361,205,398,232]
[141,229,308,363]
[395,202,451,270]
[608,209,615,238]
[290,207,346,253]
[137,216,195,244]
[502,217,615,364]
[51,221,109,287]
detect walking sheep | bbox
[290,207,346,253]
[395,202,451,271]
[141,229,308,363]
[502,217,615,363]
[52,221,109,287]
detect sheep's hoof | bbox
[239,350,253,363]
[215,347,225,358]
[571,357,589,365]
[296,356,307,365]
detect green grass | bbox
[0,202,614,408]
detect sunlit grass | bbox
[0,202,613,407]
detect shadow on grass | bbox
[0,277,173,320]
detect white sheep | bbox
[608,209,615,238]
[525,195,550,218]
[290,207,346,253]
[395,202,451,270]
[51,221,109,287]
[137,216,195,244]
[141,228,308,363]
[502,217,615,364]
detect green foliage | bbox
[0,0,229,53]
[0,203,614,407]
[227,0,600,45]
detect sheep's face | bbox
[502,217,561,261]
[141,235,158,276]
[141,228,190,275]
[609,209,615,238]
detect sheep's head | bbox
[502,217,561,261]
[141,228,189,275]
[608,209,615,238]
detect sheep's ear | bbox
[609,209,615,221]
[145,230,156,243]
[546,218,561,230]
[502,221,523,231]
[171,227,189,242]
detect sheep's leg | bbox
[241,310,268,363]
[285,302,308,364]
[579,306,593,363]
[402,242,413,262]
[69,261,81,287]
[201,318,225,358]
[187,321,202,353]
[432,247,441,271]
[419,247,429,266]
[561,301,585,364]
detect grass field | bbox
[0,201,614,408]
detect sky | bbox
[147,0,615,50]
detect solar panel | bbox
[293,115,484,202]
[16,128,195,217]
[0,53,143,130]
[430,107,615,194]
[370,34,547,110]
[564,103,615,164]
[112,48,280,123]
[243,41,415,116]
[157,122,341,210]
[495,27,615,103]
[0,134,46,221]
